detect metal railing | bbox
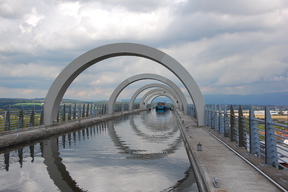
[187,104,196,118]
[204,105,288,170]
[0,102,135,132]
[1,103,110,132]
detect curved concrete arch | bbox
[139,89,178,109]
[139,87,180,109]
[108,73,187,114]
[128,83,186,111]
[44,43,205,126]
[144,92,176,107]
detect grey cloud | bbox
[182,0,287,15]
[0,0,287,100]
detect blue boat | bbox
[155,102,170,111]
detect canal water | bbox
[0,110,198,192]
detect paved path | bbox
[177,110,286,192]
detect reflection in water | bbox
[0,110,198,191]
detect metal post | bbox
[82,104,85,118]
[30,106,35,127]
[57,108,60,122]
[68,104,71,120]
[211,105,215,129]
[224,105,229,137]
[5,105,11,131]
[238,105,244,147]
[219,105,224,134]
[77,105,81,119]
[62,104,66,122]
[204,105,208,126]
[265,106,277,167]
[230,105,236,141]
[214,105,219,132]
[86,104,89,117]
[73,104,76,119]
[18,106,24,129]
[40,106,44,125]
[208,105,212,127]
[249,106,259,155]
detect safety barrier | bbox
[0,102,136,132]
[204,105,288,170]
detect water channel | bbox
[0,110,198,192]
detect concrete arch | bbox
[143,92,176,108]
[128,83,186,111]
[108,73,187,114]
[144,92,176,107]
[139,87,180,109]
[143,93,177,109]
[44,43,205,126]
[139,89,178,109]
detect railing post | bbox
[249,106,259,155]
[86,104,89,117]
[230,105,236,141]
[215,105,219,132]
[30,106,35,127]
[82,104,85,118]
[68,104,71,120]
[5,105,11,131]
[238,105,244,147]
[204,105,208,126]
[78,105,81,119]
[265,106,277,167]
[91,104,95,116]
[206,105,210,126]
[18,106,24,129]
[219,105,224,134]
[211,105,215,129]
[102,104,104,114]
[73,104,77,119]
[40,106,44,125]
[57,107,60,122]
[224,105,229,137]
[62,104,66,122]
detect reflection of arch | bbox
[44,43,205,126]
[42,138,85,192]
[129,83,186,111]
[108,73,188,114]
[139,89,177,109]
[107,113,182,159]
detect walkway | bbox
[177,110,287,192]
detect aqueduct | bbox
[139,89,178,109]
[129,83,186,111]
[44,43,205,126]
[108,73,188,114]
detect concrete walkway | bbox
[177,110,286,192]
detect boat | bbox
[155,102,170,111]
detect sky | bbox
[0,0,288,103]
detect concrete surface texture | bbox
[178,110,285,192]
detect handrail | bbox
[203,104,288,171]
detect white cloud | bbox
[0,0,287,100]
[0,63,60,79]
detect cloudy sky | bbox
[0,0,287,102]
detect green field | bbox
[12,103,43,106]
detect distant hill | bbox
[204,92,288,105]
[0,98,96,110]
[1,91,287,110]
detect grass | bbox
[12,103,43,106]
